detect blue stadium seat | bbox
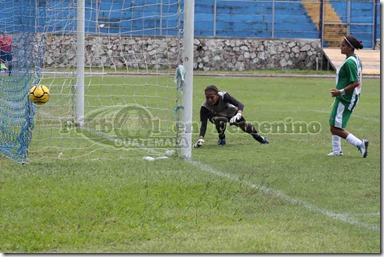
[217,30,271,38]
[330,1,379,48]
[13,0,377,45]
[268,2,318,39]
[212,1,318,39]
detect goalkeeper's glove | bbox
[193,138,205,148]
[230,112,242,124]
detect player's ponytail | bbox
[345,35,363,50]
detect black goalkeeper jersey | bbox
[198,91,244,137]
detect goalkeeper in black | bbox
[194,85,269,148]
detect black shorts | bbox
[0,51,12,63]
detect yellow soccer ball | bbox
[29,84,50,105]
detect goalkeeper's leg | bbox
[6,54,12,75]
[212,116,227,145]
[238,121,269,144]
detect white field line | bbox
[186,159,380,231]
[31,120,379,231]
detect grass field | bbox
[0,73,381,253]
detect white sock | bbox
[345,133,363,147]
[332,135,342,153]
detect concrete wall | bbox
[42,35,323,71]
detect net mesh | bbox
[0,0,39,163]
[1,0,184,163]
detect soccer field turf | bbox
[0,75,380,253]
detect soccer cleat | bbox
[327,151,343,156]
[217,138,226,146]
[357,139,369,158]
[252,134,269,144]
[260,136,269,144]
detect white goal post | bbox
[181,0,194,159]
[76,0,85,128]
[0,0,195,162]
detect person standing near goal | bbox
[328,35,368,158]
[0,32,12,76]
[193,85,269,148]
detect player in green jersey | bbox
[329,35,368,158]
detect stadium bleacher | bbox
[214,1,318,39]
[2,0,380,48]
[329,1,379,48]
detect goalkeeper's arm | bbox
[198,106,210,138]
[194,107,210,148]
[223,92,244,111]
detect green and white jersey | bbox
[336,53,362,110]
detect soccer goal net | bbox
[0,0,38,163]
[0,0,193,163]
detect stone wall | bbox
[194,38,322,71]
[41,34,322,71]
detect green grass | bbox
[0,74,380,253]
